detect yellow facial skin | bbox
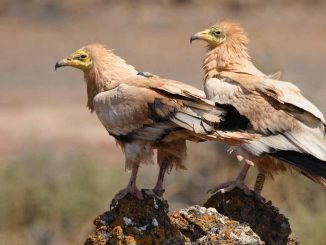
[190,27,226,47]
[55,50,93,71]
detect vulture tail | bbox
[171,104,223,135]
[270,150,326,187]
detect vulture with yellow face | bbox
[191,21,326,197]
[55,44,256,202]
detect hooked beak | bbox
[190,29,211,44]
[55,57,72,70]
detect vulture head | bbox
[190,21,249,50]
[55,48,94,71]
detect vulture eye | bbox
[75,54,87,60]
[213,30,221,36]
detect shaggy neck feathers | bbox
[83,44,138,111]
[202,40,251,81]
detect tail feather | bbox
[290,165,326,188]
[171,100,224,135]
[270,150,326,182]
[300,170,326,188]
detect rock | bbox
[170,206,262,244]
[85,189,183,245]
[85,189,262,245]
[204,188,300,245]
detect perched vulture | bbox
[55,44,256,202]
[190,21,326,197]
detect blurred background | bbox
[0,0,326,244]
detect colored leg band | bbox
[254,173,266,192]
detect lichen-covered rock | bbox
[85,189,183,245]
[204,188,300,245]
[85,189,262,245]
[170,206,262,244]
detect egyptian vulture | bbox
[55,44,255,202]
[190,21,326,197]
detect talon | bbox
[207,179,251,195]
[111,185,143,204]
[254,191,267,203]
[153,187,165,197]
[133,189,144,200]
[110,199,119,210]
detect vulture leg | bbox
[254,169,266,202]
[207,163,251,194]
[113,163,143,202]
[153,141,186,196]
[153,153,171,197]
[153,162,168,197]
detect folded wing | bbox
[94,77,257,146]
[205,73,326,181]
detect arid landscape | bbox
[0,0,326,244]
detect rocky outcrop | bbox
[205,189,299,245]
[85,189,299,245]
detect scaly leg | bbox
[113,163,143,202]
[207,163,251,195]
[153,163,169,197]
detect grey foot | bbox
[207,179,251,195]
[110,186,144,209]
[152,186,165,197]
